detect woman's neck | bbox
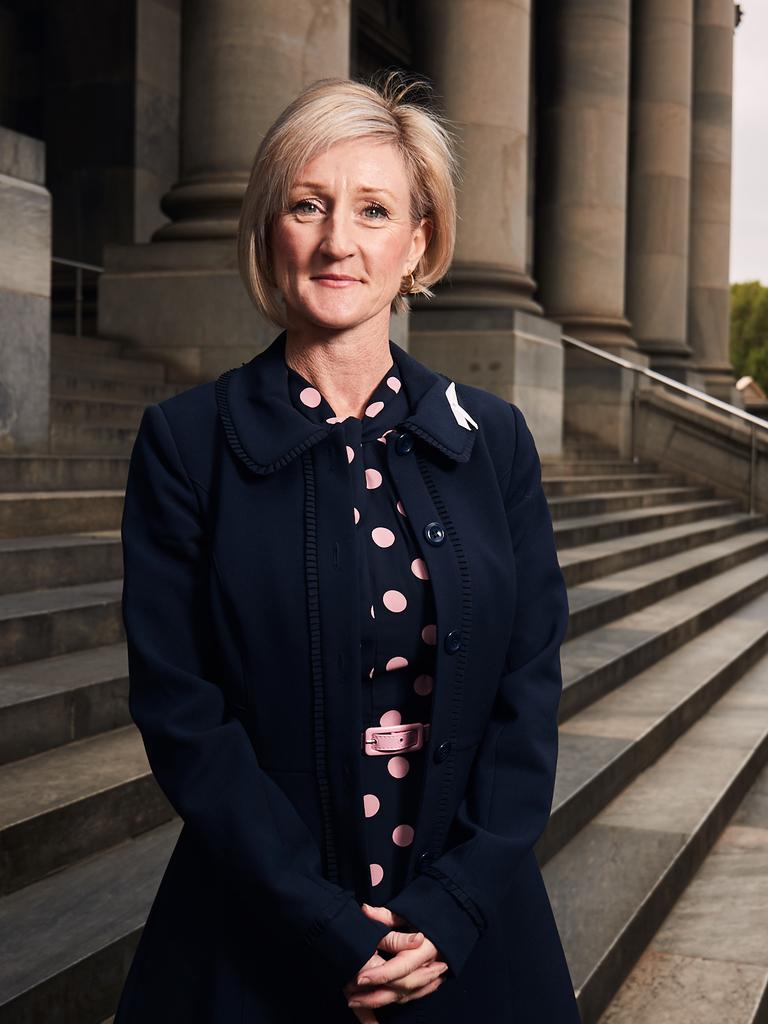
[284,318,395,421]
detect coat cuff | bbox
[387,871,483,979]
[304,892,392,991]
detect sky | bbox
[730,1,767,284]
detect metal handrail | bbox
[51,256,104,339]
[560,331,768,515]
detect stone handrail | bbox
[51,256,104,338]
[561,331,768,515]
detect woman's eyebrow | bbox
[291,181,398,201]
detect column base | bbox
[644,354,708,392]
[553,313,638,353]
[0,127,50,452]
[562,344,650,457]
[698,365,738,404]
[98,239,275,382]
[415,261,543,316]
[407,308,563,456]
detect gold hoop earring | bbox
[399,270,416,296]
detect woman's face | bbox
[269,137,432,333]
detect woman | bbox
[114,73,581,1023]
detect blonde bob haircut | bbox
[237,70,460,327]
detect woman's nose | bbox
[319,209,355,258]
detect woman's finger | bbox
[361,903,409,928]
[397,974,446,1005]
[348,958,450,1007]
[377,928,425,956]
[351,1006,379,1023]
[345,957,446,998]
[355,938,439,987]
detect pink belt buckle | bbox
[362,721,430,756]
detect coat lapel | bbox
[215,329,479,473]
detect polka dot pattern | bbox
[286,346,436,904]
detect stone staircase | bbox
[541,442,768,1024]
[0,349,767,1023]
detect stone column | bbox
[0,128,51,452]
[407,0,564,456]
[535,0,642,455]
[413,0,538,313]
[536,0,636,354]
[99,0,351,380]
[627,0,701,383]
[687,0,736,399]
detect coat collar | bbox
[215,329,479,475]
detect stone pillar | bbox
[536,0,636,354]
[535,0,642,455]
[134,0,182,244]
[627,0,702,384]
[407,0,564,456]
[414,0,538,313]
[0,128,51,452]
[99,0,351,381]
[687,0,736,399]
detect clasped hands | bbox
[343,903,449,1021]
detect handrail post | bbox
[749,423,757,516]
[630,372,640,464]
[75,265,83,339]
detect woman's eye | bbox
[292,199,320,214]
[364,203,389,220]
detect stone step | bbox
[0,642,129,765]
[543,652,768,1023]
[51,332,125,359]
[544,588,768,861]
[0,454,130,493]
[561,554,768,718]
[543,472,685,497]
[566,528,768,639]
[559,512,766,587]
[0,482,722,543]
[50,350,167,383]
[49,422,144,456]
[548,486,715,521]
[0,724,172,894]
[560,446,624,460]
[0,579,123,669]
[595,761,768,1024]
[50,393,148,428]
[540,459,660,477]
[0,817,182,1023]
[51,369,180,404]
[554,498,741,549]
[0,531,121,596]
[0,490,124,539]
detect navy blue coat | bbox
[114,329,580,1023]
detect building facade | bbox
[0,0,740,455]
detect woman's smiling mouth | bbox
[311,274,361,287]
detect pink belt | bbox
[362,721,430,756]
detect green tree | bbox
[731,280,768,391]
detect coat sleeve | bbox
[121,402,390,993]
[387,402,569,979]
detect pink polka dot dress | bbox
[287,351,437,903]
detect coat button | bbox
[444,630,462,653]
[418,850,435,867]
[395,431,414,454]
[433,740,452,763]
[423,521,445,545]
